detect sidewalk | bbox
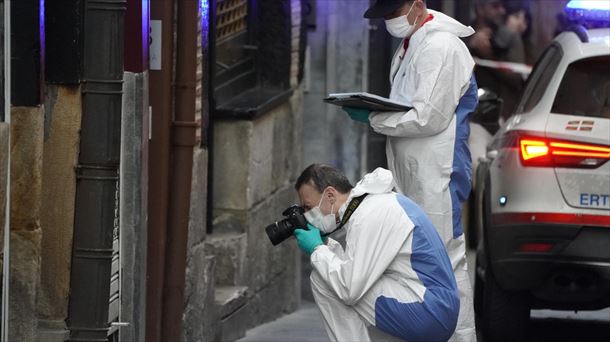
[238,250,610,342]
[238,249,477,342]
[237,301,330,342]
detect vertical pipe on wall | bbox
[1,1,11,340]
[146,0,173,340]
[161,0,198,339]
[205,0,216,234]
[67,0,126,341]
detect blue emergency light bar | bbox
[566,0,610,22]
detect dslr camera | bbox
[265,205,308,246]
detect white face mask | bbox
[384,4,419,38]
[304,191,338,234]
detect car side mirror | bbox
[473,88,504,135]
[486,150,498,160]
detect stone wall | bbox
[183,0,305,340]
[0,124,7,252]
[208,87,304,340]
[184,147,215,342]
[183,4,217,340]
[119,72,149,342]
[37,85,82,342]
[301,0,369,182]
[8,106,45,341]
[0,125,7,336]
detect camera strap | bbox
[321,194,368,237]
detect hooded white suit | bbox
[310,168,460,341]
[368,9,478,342]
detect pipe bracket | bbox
[171,120,198,147]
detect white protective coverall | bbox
[310,168,460,342]
[368,10,478,342]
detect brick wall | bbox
[290,0,302,88]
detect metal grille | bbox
[216,0,248,42]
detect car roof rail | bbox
[566,24,589,43]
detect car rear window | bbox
[552,56,610,118]
[517,44,563,114]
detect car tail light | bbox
[520,139,550,161]
[503,131,610,168]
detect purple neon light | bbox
[200,0,210,48]
[200,0,209,23]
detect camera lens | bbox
[265,220,293,246]
[265,205,307,246]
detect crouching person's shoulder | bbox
[352,193,411,227]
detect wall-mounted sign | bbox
[150,20,162,70]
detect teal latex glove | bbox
[294,223,324,254]
[342,106,371,123]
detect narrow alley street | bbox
[1,1,609,341]
[239,250,610,342]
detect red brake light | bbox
[518,242,554,253]
[520,139,549,160]
[505,132,610,168]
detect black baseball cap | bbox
[364,0,409,19]
[475,0,503,5]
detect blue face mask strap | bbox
[321,194,368,237]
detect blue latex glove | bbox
[294,223,324,254]
[342,106,371,123]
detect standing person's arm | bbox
[369,40,473,138]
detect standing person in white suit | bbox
[293,164,460,341]
[343,1,479,341]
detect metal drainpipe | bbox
[67,0,126,341]
[161,0,198,340]
[146,0,174,340]
[1,1,11,340]
[205,0,216,234]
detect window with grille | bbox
[216,0,248,42]
[213,0,255,106]
[211,0,296,119]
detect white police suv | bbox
[473,1,610,340]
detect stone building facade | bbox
[185,1,306,340]
[0,1,305,342]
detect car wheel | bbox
[481,268,530,342]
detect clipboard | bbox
[324,92,411,112]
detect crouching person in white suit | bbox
[294,164,460,342]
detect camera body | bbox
[265,205,308,246]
